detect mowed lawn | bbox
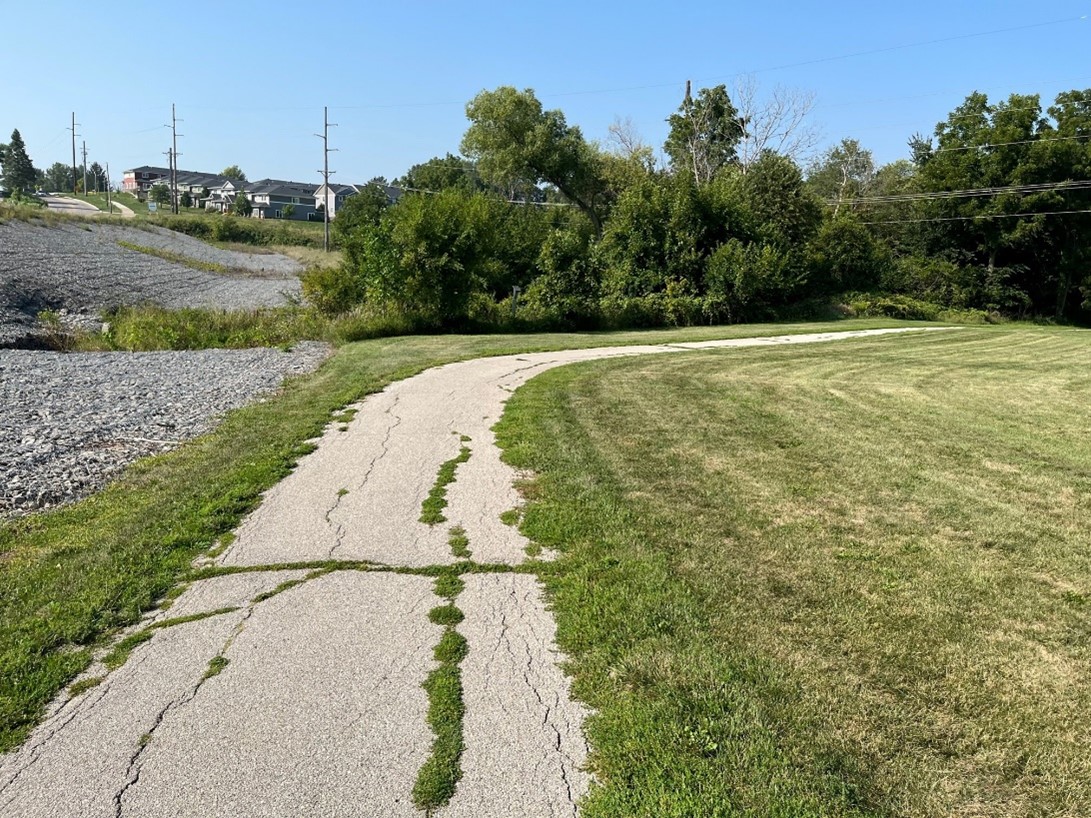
[497,327,1091,817]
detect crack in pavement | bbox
[0,646,157,811]
[329,392,402,559]
[5,328,956,816]
[114,607,256,816]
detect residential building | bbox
[245,179,319,220]
[121,166,170,197]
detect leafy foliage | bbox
[663,84,745,184]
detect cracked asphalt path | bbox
[0,327,949,817]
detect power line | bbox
[931,133,1091,154]
[859,207,1091,225]
[840,179,1091,206]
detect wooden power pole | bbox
[315,106,338,252]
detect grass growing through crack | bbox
[414,572,468,812]
[419,440,472,525]
[101,607,241,671]
[496,326,1091,817]
[0,318,920,753]
[203,655,230,680]
[448,527,471,559]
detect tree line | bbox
[306,83,1091,328]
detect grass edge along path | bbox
[0,318,929,754]
[494,326,1091,817]
[495,362,883,818]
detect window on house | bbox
[275,210,281,218]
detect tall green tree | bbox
[43,162,71,192]
[915,90,1091,317]
[806,138,875,215]
[664,84,745,184]
[461,86,608,234]
[150,184,171,206]
[2,129,35,194]
[88,161,105,193]
[232,191,253,216]
[396,153,483,193]
[221,165,247,182]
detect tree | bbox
[664,84,745,184]
[180,190,192,208]
[232,191,253,217]
[806,138,876,216]
[150,184,171,206]
[43,162,71,192]
[88,161,105,193]
[913,90,1091,317]
[2,129,35,194]
[396,154,483,193]
[461,86,609,234]
[732,75,821,172]
[282,203,295,219]
[221,165,247,182]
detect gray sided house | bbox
[204,179,249,213]
[246,179,319,220]
[313,182,405,218]
[313,183,359,219]
[173,171,231,208]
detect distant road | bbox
[40,195,101,215]
[40,195,134,218]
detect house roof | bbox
[175,171,230,189]
[124,165,171,175]
[247,178,320,197]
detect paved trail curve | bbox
[0,327,947,817]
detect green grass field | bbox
[0,319,911,753]
[496,326,1091,817]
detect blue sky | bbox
[2,1,1088,186]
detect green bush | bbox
[845,293,942,321]
[301,265,364,315]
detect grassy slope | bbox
[496,326,1091,817]
[0,318,914,753]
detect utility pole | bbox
[169,103,183,214]
[163,147,173,208]
[81,141,89,196]
[69,113,80,195]
[105,162,112,214]
[315,105,338,252]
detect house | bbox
[313,182,359,219]
[121,166,170,197]
[173,171,231,207]
[313,182,405,218]
[244,179,319,220]
[122,165,228,203]
[204,178,248,213]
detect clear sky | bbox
[2,1,1088,186]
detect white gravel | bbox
[0,220,302,347]
[0,342,330,518]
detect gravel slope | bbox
[0,220,302,347]
[0,342,329,518]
